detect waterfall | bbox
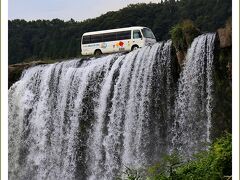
[172,33,216,157]
[9,33,216,180]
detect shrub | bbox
[118,166,145,180]
[174,133,232,179]
[170,20,200,52]
[121,134,232,180]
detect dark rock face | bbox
[211,45,232,139]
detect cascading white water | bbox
[9,34,216,180]
[172,33,216,157]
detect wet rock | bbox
[176,50,186,68]
[8,61,47,88]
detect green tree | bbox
[8,0,232,64]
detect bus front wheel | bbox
[131,45,139,51]
[94,49,102,56]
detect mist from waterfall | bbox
[9,33,216,180]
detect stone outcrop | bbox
[176,50,186,68]
[217,18,232,48]
[217,28,232,48]
[170,20,200,69]
[175,26,232,70]
[8,61,47,88]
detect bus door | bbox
[132,30,143,48]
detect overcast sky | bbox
[9,0,160,21]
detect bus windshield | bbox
[141,28,155,39]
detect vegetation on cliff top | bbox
[170,20,200,52]
[9,0,231,64]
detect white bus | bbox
[81,26,156,56]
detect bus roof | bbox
[82,26,148,36]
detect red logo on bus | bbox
[115,41,124,47]
[119,41,124,47]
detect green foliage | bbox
[117,166,145,180]
[147,152,183,180]
[9,0,231,64]
[123,167,142,180]
[121,134,232,180]
[170,24,185,51]
[181,20,200,46]
[169,134,231,179]
[170,20,200,52]
[173,133,232,180]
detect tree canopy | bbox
[9,0,231,64]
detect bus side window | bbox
[133,30,142,39]
[91,34,102,43]
[82,35,91,44]
[102,33,116,42]
[116,31,131,40]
